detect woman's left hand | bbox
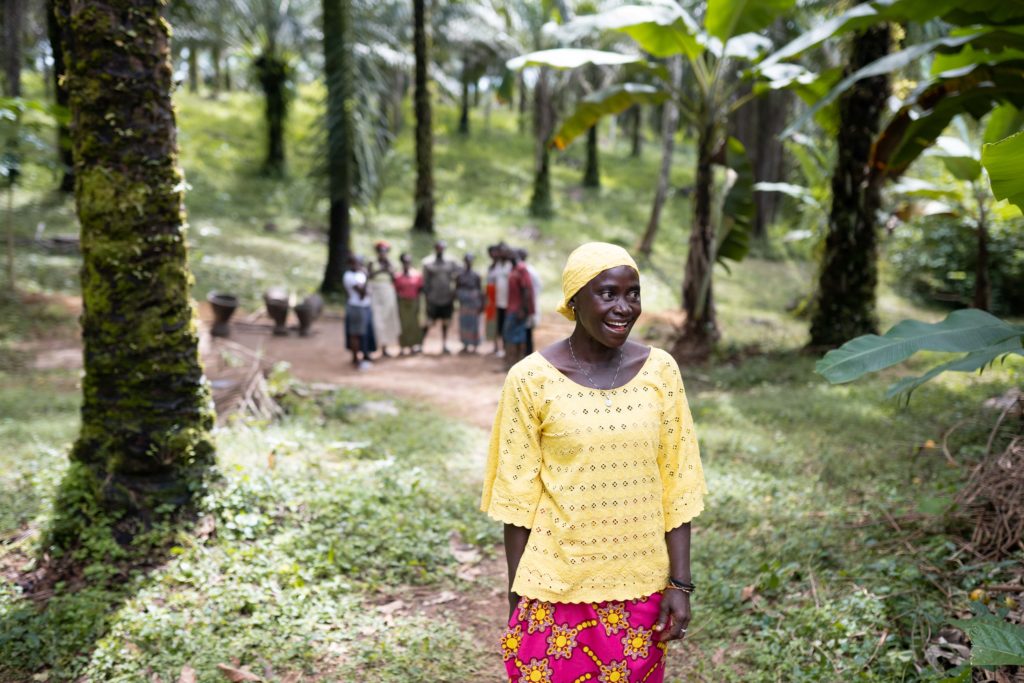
[654,590,691,642]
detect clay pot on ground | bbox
[207,292,239,337]
[264,287,290,336]
[294,293,323,337]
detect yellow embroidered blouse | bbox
[480,347,708,604]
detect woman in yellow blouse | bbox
[481,242,707,683]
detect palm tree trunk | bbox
[582,125,600,188]
[808,22,890,348]
[412,0,435,233]
[48,0,74,192]
[529,67,553,218]
[211,43,222,97]
[517,71,527,133]
[638,58,680,257]
[973,202,991,311]
[2,0,22,97]
[673,121,719,361]
[255,52,289,176]
[630,105,642,158]
[187,42,199,94]
[458,58,470,136]
[58,0,214,515]
[320,0,353,295]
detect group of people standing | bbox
[342,240,541,370]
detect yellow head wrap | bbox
[556,242,639,321]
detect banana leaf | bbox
[551,84,669,149]
[884,336,1024,400]
[716,136,754,266]
[815,308,1024,384]
[983,103,1024,144]
[506,48,642,71]
[705,0,796,42]
[783,31,1024,138]
[870,60,1024,182]
[982,130,1024,210]
[558,4,702,60]
[760,0,973,69]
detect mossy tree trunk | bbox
[320,0,353,295]
[47,0,75,192]
[58,0,214,515]
[255,52,289,177]
[529,67,553,218]
[672,118,719,361]
[808,23,890,348]
[2,0,22,97]
[412,0,434,233]
[582,125,600,188]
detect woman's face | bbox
[572,266,641,348]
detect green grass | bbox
[0,376,497,682]
[2,82,1022,682]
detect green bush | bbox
[888,215,1024,315]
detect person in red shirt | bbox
[393,253,424,355]
[502,248,535,370]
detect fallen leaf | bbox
[424,590,458,606]
[378,599,405,615]
[711,648,726,665]
[216,663,262,682]
[195,515,216,540]
[178,666,197,683]
[740,585,757,602]
[448,531,481,564]
[456,565,481,581]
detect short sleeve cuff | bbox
[663,488,706,532]
[481,493,537,529]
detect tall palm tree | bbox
[808,22,890,347]
[2,0,23,97]
[320,0,353,294]
[412,0,434,232]
[56,0,214,516]
[47,0,73,192]
[231,0,312,176]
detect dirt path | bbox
[201,305,576,430]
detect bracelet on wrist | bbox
[667,577,696,594]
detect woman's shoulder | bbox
[642,345,683,378]
[505,352,563,388]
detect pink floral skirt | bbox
[500,593,666,683]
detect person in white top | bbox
[492,243,513,357]
[518,248,542,355]
[343,255,373,369]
